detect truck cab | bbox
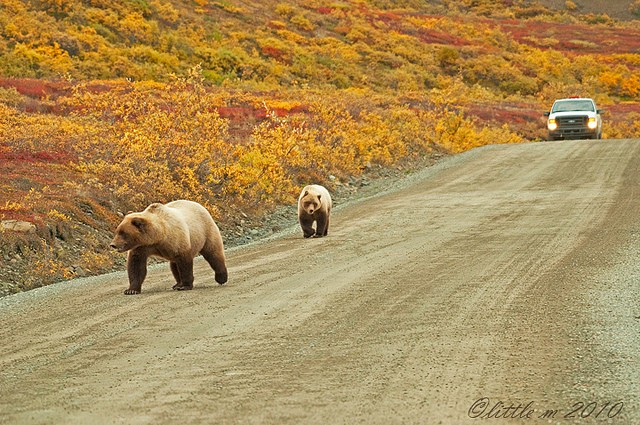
[544,98,603,140]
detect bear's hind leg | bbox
[202,246,228,285]
[172,259,194,291]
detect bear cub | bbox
[110,200,228,295]
[298,184,332,238]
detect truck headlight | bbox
[547,119,557,131]
[587,117,597,129]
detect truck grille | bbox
[557,115,587,130]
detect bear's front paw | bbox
[172,283,193,291]
[215,271,228,285]
[124,288,141,295]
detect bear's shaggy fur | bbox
[297,184,332,238]
[110,200,227,295]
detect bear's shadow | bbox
[125,283,226,296]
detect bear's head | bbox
[300,190,322,215]
[110,214,156,252]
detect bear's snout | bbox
[110,241,127,252]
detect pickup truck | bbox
[544,98,603,140]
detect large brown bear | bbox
[110,200,227,295]
[297,184,332,238]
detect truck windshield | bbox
[552,100,594,113]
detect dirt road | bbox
[1,139,639,424]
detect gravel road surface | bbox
[1,139,639,424]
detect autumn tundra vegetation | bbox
[0,0,639,294]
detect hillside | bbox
[1,0,640,295]
[2,0,640,87]
[538,0,640,20]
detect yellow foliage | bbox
[14,42,74,75]
[47,209,71,222]
[79,251,114,273]
[598,65,640,98]
[223,111,306,207]
[275,4,294,18]
[151,0,180,25]
[212,1,245,13]
[290,14,315,31]
[432,108,523,153]
[22,241,76,290]
[565,1,578,11]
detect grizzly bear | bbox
[110,200,227,295]
[297,184,332,238]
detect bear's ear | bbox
[131,217,147,231]
[302,190,308,197]
[317,194,321,201]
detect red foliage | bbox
[416,28,470,46]
[261,45,288,62]
[493,19,640,54]
[0,209,42,223]
[316,7,334,15]
[608,103,640,114]
[0,145,78,223]
[372,12,470,46]
[0,145,73,191]
[217,104,308,120]
[274,104,308,115]
[83,82,117,94]
[375,11,402,22]
[0,78,70,99]
[217,104,310,142]
[217,106,267,120]
[0,149,71,164]
[467,102,542,125]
